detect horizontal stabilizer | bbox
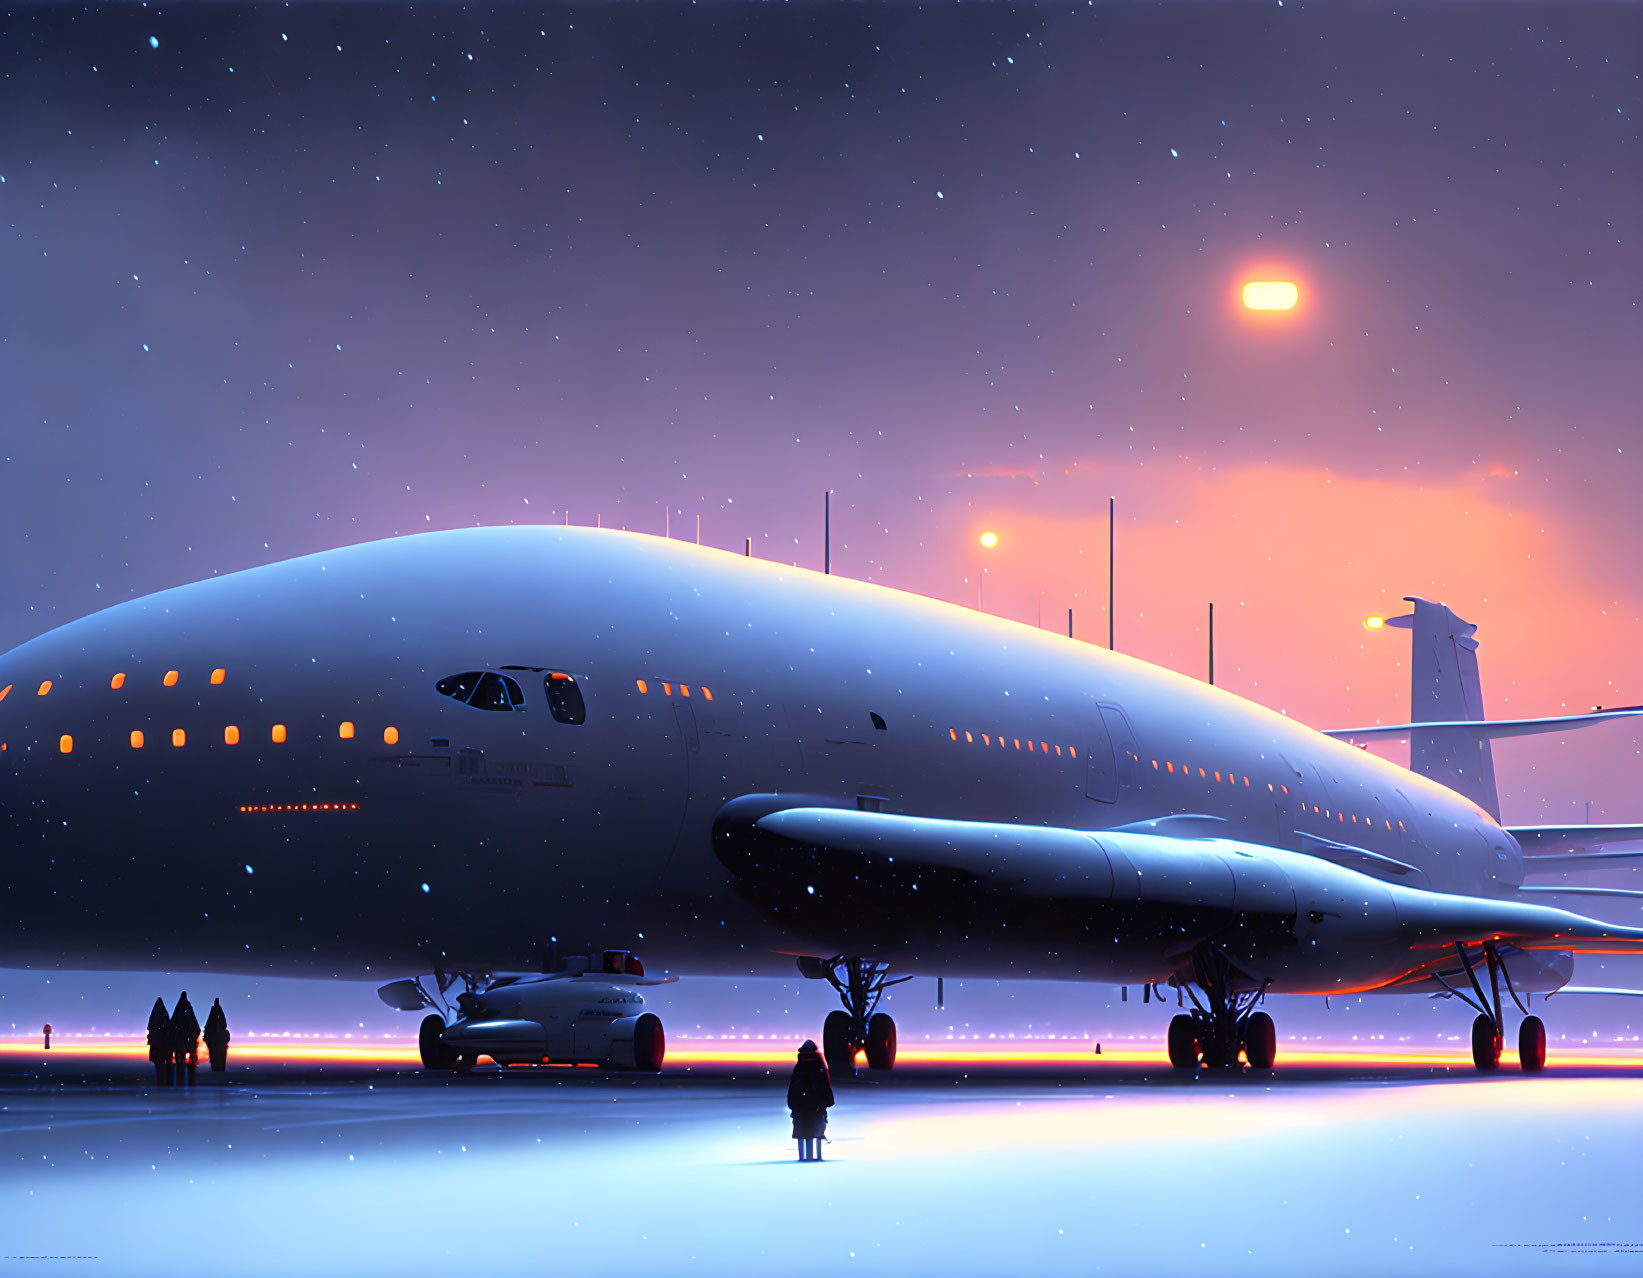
[1522,849,1643,873]
[1515,885,1643,901]
[1508,824,1643,855]
[1547,986,1643,999]
[1323,706,1643,744]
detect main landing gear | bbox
[799,955,910,1076]
[1445,941,1545,1073]
[1165,947,1276,1071]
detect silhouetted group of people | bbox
[146,992,230,1086]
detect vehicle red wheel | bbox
[1518,1015,1546,1072]
[418,1014,457,1071]
[1471,1014,1502,1070]
[1244,1011,1277,1069]
[1167,1014,1199,1069]
[633,1013,666,1072]
[865,1013,897,1070]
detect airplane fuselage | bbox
[0,528,1522,986]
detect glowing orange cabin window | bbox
[172,729,186,748]
[964,731,973,743]
[1268,783,1274,792]
[1069,747,1077,759]
[211,668,226,685]
[636,679,649,694]
[1054,745,1062,756]
[38,681,52,696]
[981,734,991,746]
[1198,767,1207,778]
[1166,761,1174,772]
[0,684,10,702]
[1014,739,1021,750]
[1243,777,1250,787]
[949,728,958,741]
[1280,785,1288,795]
[130,730,144,749]
[1385,819,1393,830]
[1337,812,1345,823]
[59,734,72,753]
[1152,760,1159,770]
[680,685,691,697]
[701,687,713,701]
[1351,813,1358,823]
[164,671,179,687]
[224,725,240,746]
[339,721,355,740]
[272,724,287,744]
[1398,820,1405,830]
[383,726,399,745]
[1026,740,1034,752]
[1040,742,1048,754]
[110,673,126,690]
[1214,771,1222,782]
[662,683,673,696]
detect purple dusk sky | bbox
[3,2,1639,825]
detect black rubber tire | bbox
[1167,1014,1199,1069]
[633,1013,666,1072]
[1471,1014,1502,1070]
[1244,1011,1277,1069]
[823,1010,856,1075]
[1518,1015,1546,1072]
[865,1013,897,1071]
[419,1014,457,1071]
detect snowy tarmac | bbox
[3,1054,1641,1276]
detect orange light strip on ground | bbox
[5,1037,1640,1071]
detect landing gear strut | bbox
[1165,947,1275,1071]
[802,956,910,1075]
[1447,941,1544,1073]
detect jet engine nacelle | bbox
[442,976,665,1070]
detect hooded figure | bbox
[147,997,172,1086]
[170,992,201,1085]
[203,998,231,1073]
[786,1039,834,1161]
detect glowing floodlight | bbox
[1363,614,1386,632]
[979,531,999,549]
[1242,281,1299,311]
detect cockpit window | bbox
[436,670,524,712]
[545,672,586,725]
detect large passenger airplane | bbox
[3,527,1641,1074]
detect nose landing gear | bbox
[802,956,910,1075]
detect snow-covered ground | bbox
[3,1057,1640,1276]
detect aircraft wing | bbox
[1321,706,1643,744]
[1509,825,1643,855]
[712,799,1643,991]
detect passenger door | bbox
[1085,703,1136,803]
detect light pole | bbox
[977,530,998,611]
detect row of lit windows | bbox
[54,722,402,754]
[1144,755,1405,831]
[948,727,1078,759]
[238,803,360,814]
[1,670,229,704]
[635,679,713,700]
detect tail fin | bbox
[1385,597,1501,819]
